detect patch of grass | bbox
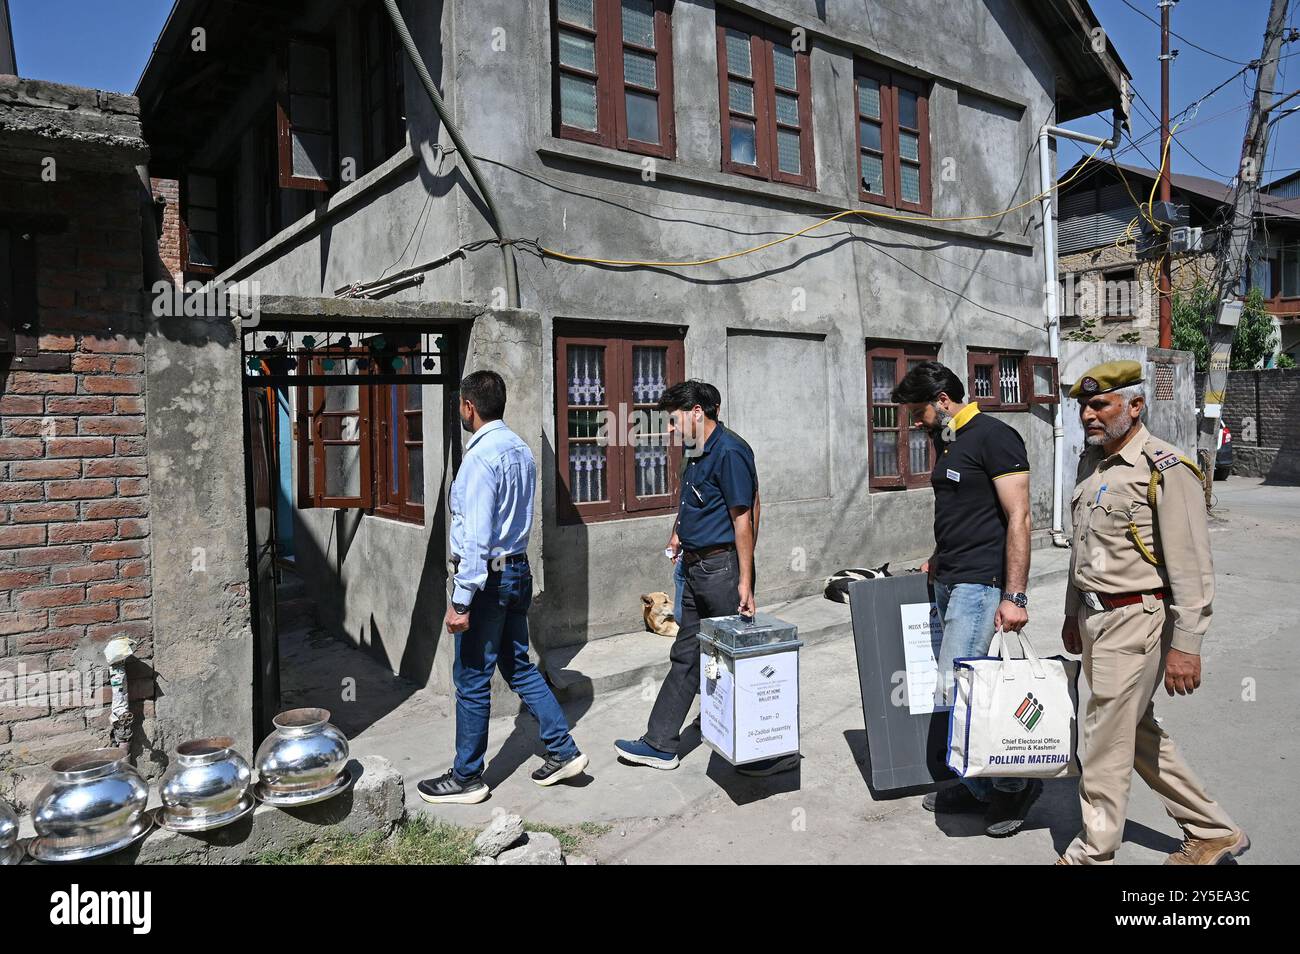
[250,815,613,865]
[249,815,477,865]
[524,820,612,855]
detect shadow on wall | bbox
[536,428,592,651]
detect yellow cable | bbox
[1146,121,1181,225]
[1112,159,1156,226]
[540,138,1109,269]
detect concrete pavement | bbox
[282,478,1298,864]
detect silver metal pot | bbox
[158,737,254,832]
[0,797,20,865]
[254,708,351,805]
[30,748,152,863]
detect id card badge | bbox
[946,468,961,483]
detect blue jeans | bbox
[453,562,579,780]
[934,580,1026,798]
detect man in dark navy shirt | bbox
[892,360,1039,837]
[615,380,784,774]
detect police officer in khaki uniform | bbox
[1059,360,1247,865]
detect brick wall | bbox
[1200,368,1300,481]
[0,163,157,806]
[150,176,182,285]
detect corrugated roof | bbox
[1060,157,1300,223]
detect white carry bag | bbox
[947,629,1081,779]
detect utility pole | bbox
[1197,0,1291,505]
[1158,0,1176,349]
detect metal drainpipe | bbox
[383,0,519,309]
[1039,110,1123,547]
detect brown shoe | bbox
[1164,830,1250,866]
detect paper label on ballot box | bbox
[734,653,799,762]
[700,652,736,757]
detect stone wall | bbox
[1057,244,1214,348]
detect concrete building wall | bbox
[450,0,1063,646]
[186,0,1114,693]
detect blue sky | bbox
[1061,0,1300,186]
[8,0,1299,188]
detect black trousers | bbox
[645,547,740,752]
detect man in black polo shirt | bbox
[892,360,1039,837]
[616,380,788,775]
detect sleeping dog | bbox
[641,592,679,637]
[822,564,892,603]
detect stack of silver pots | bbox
[253,707,353,806]
[0,797,21,865]
[158,737,254,832]
[29,747,152,863]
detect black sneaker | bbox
[531,751,590,787]
[922,784,987,814]
[736,753,801,777]
[984,780,1043,837]
[417,769,489,804]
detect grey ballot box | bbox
[698,613,802,766]
[846,574,951,792]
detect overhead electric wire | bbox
[1116,0,1252,65]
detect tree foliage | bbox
[1171,285,1277,372]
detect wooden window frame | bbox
[716,8,815,189]
[552,0,677,160]
[360,1,407,173]
[866,341,939,490]
[555,323,685,525]
[0,226,37,356]
[1026,356,1060,406]
[967,350,1058,411]
[1099,267,1137,322]
[297,351,374,509]
[277,35,338,192]
[373,380,425,524]
[181,171,220,276]
[294,349,427,525]
[855,61,931,214]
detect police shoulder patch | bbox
[1154,453,1181,472]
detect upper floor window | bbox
[182,172,221,274]
[278,37,337,191]
[867,340,938,489]
[360,1,408,173]
[553,0,676,159]
[856,62,930,213]
[716,9,814,188]
[555,322,684,523]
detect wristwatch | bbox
[452,602,469,615]
[1002,592,1029,609]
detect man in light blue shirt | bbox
[418,371,587,804]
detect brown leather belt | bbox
[1097,589,1167,610]
[682,543,735,566]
